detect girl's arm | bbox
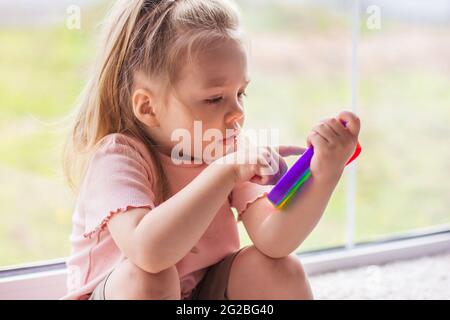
[241,111,360,258]
[108,161,236,274]
[239,173,341,258]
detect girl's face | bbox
[150,38,248,162]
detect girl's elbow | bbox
[130,234,170,274]
[133,249,171,274]
[255,237,302,259]
[254,241,288,259]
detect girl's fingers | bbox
[253,162,271,184]
[312,123,336,144]
[267,146,288,181]
[236,131,254,151]
[268,150,280,176]
[249,175,262,184]
[256,152,271,169]
[308,131,327,150]
[306,135,312,148]
[337,111,361,137]
[321,120,348,145]
[249,156,268,185]
[323,118,344,137]
[253,148,283,184]
[276,145,307,157]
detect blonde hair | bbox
[63,0,243,204]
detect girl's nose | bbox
[225,103,244,127]
[225,111,244,128]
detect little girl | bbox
[62,0,360,300]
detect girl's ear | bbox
[132,88,159,127]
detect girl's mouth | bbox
[222,129,240,144]
[222,136,236,146]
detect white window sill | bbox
[1,231,449,299]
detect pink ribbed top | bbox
[61,133,271,300]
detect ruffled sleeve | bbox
[229,181,273,222]
[78,134,156,239]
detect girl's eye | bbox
[205,96,223,104]
[205,92,247,105]
[238,91,247,99]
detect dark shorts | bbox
[88,245,248,300]
[188,245,248,300]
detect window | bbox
[0,0,102,267]
[237,0,353,251]
[355,0,450,243]
[236,0,450,252]
[1,0,449,269]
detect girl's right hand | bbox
[214,139,306,185]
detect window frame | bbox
[1,228,449,299]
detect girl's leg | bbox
[104,259,181,300]
[226,245,313,300]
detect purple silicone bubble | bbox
[267,146,314,206]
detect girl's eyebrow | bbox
[204,76,227,88]
[203,77,250,89]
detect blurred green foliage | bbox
[0,1,449,267]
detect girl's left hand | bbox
[306,111,361,182]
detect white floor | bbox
[309,252,450,300]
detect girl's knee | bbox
[233,246,313,299]
[273,255,313,299]
[106,259,181,300]
[246,246,307,282]
[276,254,308,281]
